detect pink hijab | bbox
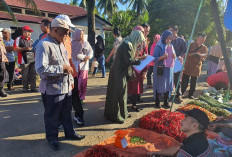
[149,34,161,66]
[132,25,144,32]
[71,28,84,61]
[150,34,161,56]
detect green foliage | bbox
[109,10,148,37]
[146,0,223,45]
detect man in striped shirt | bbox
[150,109,212,157]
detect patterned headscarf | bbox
[124,30,146,55]
[71,28,84,60]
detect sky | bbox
[48,0,129,11]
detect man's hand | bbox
[63,65,73,74]
[71,84,74,89]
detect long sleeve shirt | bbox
[35,35,74,95]
[171,37,187,57]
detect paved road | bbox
[0,70,208,157]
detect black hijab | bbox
[96,35,105,50]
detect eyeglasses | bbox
[56,27,69,35]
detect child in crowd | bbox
[91,59,99,77]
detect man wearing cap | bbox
[150,108,211,157]
[35,18,85,150]
[14,26,36,92]
[0,35,8,97]
[55,14,85,126]
[2,28,15,90]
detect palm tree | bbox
[210,0,232,86]
[1,0,38,22]
[97,0,121,17]
[86,0,96,50]
[122,0,147,17]
[72,0,86,8]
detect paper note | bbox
[121,138,128,149]
[133,55,154,72]
[173,58,183,73]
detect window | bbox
[48,13,57,18]
[11,7,22,14]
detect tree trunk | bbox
[210,0,232,87]
[87,0,95,51]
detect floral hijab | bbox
[123,30,146,55]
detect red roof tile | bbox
[5,0,87,17]
[0,11,51,23]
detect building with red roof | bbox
[0,0,112,40]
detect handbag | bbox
[157,65,164,76]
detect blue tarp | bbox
[224,0,232,31]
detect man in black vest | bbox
[14,26,36,92]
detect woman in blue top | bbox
[153,30,176,108]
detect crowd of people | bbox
[0,13,231,155]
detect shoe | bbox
[188,95,195,99]
[163,102,170,108]
[31,89,38,92]
[101,76,105,78]
[74,117,84,126]
[48,140,60,150]
[65,133,85,140]
[155,102,161,108]
[127,114,132,118]
[175,97,182,104]
[132,105,140,112]
[0,89,7,97]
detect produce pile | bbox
[182,88,232,117]
[130,136,146,145]
[84,146,117,157]
[177,104,217,121]
[188,100,231,116]
[139,109,186,142]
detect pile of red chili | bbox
[139,109,186,142]
[84,145,118,157]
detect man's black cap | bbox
[180,108,210,129]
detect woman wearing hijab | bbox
[92,35,106,77]
[104,30,146,124]
[72,29,93,103]
[127,25,147,112]
[153,30,176,108]
[147,34,161,88]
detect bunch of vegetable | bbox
[188,100,231,116]
[177,104,217,121]
[85,145,118,157]
[130,136,146,145]
[139,109,186,142]
[198,94,230,108]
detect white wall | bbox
[0,20,42,41]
